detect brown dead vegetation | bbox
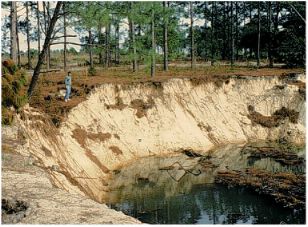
[288,80,306,99]
[85,149,110,174]
[190,75,231,88]
[113,134,120,140]
[56,165,98,200]
[178,148,203,157]
[105,97,127,110]
[242,145,304,166]
[72,127,111,149]
[41,146,52,157]
[87,132,111,142]
[247,106,299,128]
[197,122,213,140]
[215,168,305,209]
[130,97,155,118]
[26,66,304,126]
[109,146,123,155]
[20,109,61,149]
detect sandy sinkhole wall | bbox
[16,74,306,202]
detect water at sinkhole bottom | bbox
[104,142,305,224]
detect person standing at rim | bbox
[64,71,72,102]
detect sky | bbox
[2,2,86,53]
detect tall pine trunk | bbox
[235,2,239,60]
[163,1,168,71]
[43,2,50,70]
[28,2,63,97]
[129,19,137,72]
[243,2,246,61]
[273,2,280,60]
[115,22,120,64]
[222,2,227,60]
[210,2,215,66]
[129,2,137,72]
[63,3,67,70]
[105,23,110,68]
[267,2,273,67]
[189,2,195,69]
[26,2,32,69]
[88,30,93,68]
[230,2,234,67]
[10,1,17,63]
[257,2,261,68]
[98,24,103,64]
[46,2,51,70]
[36,2,40,54]
[151,6,155,77]
[249,3,253,58]
[16,20,21,67]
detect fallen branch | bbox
[49,42,104,47]
[40,69,61,73]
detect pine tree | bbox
[10,1,17,63]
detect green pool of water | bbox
[105,143,305,224]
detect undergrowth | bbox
[2,60,28,125]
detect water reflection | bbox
[105,143,305,224]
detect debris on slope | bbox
[130,97,155,118]
[72,127,111,149]
[247,105,299,128]
[2,198,29,224]
[215,168,305,210]
[105,97,127,110]
[242,145,304,166]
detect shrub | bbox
[88,66,97,76]
[2,60,28,125]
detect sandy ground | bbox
[1,126,141,224]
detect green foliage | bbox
[31,1,305,71]
[2,60,28,125]
[88,66,97,76]
[2,108,14,125]
[275,2,305,67]
[276,31,305,67]
[68,47,78,55]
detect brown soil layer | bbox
[85,149,110,174]
[288,80,306,98]
[130,98,155,118]
[215,168,305,210]
[247,106,299,128]
[242,145,304,166]
[105,97,127,110]
[72,127,111,149]
[109,146,123,155]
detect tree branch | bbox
[288,3,306,24]
[49,41,104,47]
[52,35,77,40]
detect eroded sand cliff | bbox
[15,74,305,202]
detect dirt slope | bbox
[1,127,140,224]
